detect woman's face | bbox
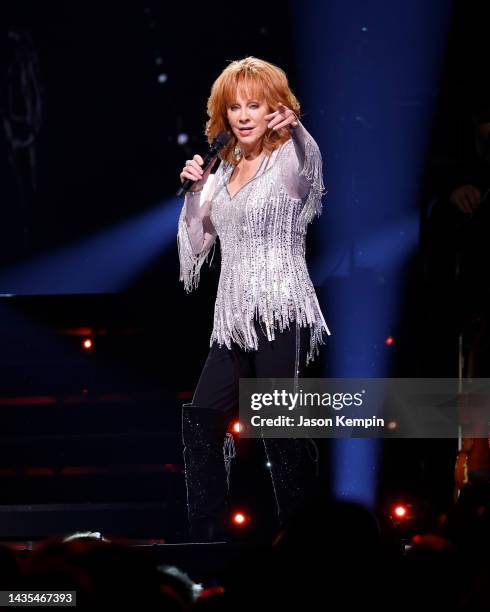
[226,85,270,154]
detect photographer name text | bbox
[250,415,385,429]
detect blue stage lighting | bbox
[0,198,182,294]
[290,0,454,508]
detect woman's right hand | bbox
[449,184,481,214]
[180,154,217,192]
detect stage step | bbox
[0,501,188,542]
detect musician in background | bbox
[424,104,490,373]
[424,103,490,488]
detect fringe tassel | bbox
[177,207,217,293]
[306,322,330,367]
[223,433,236,492]
[299,134,327,225]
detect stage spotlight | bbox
[385,336,394,346]
[390,502,414,524]
[231,511,249,527]
[177,133,189,145]
[266,461,272,468]
[82,338,93,351]
[394,505,407,518]
[157,73,168,84]
[230,420,242,434]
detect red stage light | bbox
[385,336,394,346]
[231,420,242,434]
[394,505,407,518]
[390,502,414,522]
[82,338,93,350]
[231,511,249,527]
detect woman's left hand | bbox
[265,103,299,131]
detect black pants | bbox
[182,318,317,540]
[192,318,310,413]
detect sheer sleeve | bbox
[177,166,220,292]
[282,120,326,223]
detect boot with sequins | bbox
[181,403,235,542]
[262,437,319,526]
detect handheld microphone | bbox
[177,131,231,196]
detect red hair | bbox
[206,57,301,164]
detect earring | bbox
[233,144,242,162]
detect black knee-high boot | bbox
[181,403,235,542]
[262,437,319,526]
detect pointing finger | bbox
[271,119,291,131]
[264,110,279,120]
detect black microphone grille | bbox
[212,131,231,150]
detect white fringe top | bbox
[177,120,331,366]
